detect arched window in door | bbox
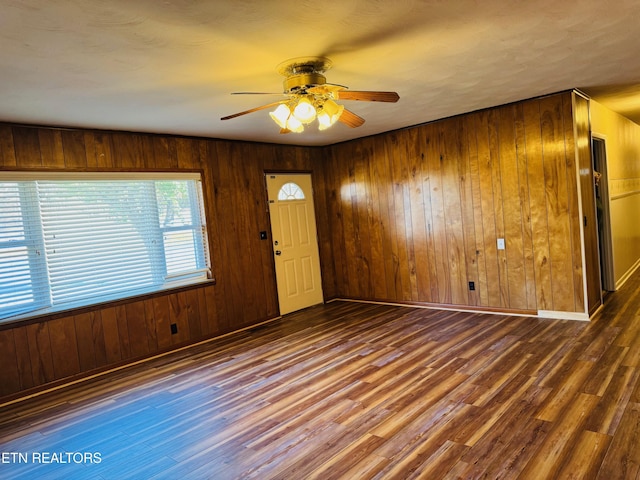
[277,182,305,201]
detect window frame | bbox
[0,171,214,324]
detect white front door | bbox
[266,173,324,315]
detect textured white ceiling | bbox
[1,0,640,146]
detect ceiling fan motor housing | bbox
[283,72,326,93]
[278,56,332,94]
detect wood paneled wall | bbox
[0,125,319,398]
[319,92,590,314]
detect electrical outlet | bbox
[468,281,475,291]
[497,238,505,250]
[170,323,178,335]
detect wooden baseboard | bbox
[616,256,640,291]
[330,297,592,322]
[537,310,590,321]
[329,297,537,317]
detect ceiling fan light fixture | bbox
[292,97,317,124]
[317,99,345,130]
[269,104,291,129]
[222,56,399,134]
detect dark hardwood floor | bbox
[2,271,640,479]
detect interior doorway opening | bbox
[592,136,616,292]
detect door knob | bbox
[275,250,282,256]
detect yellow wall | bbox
[590,100,640,285]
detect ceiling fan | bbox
[220,56,399,133]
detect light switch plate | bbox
[497,238,505,250]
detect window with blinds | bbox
[0,173,211,321]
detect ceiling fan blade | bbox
[220,101,284,121]
[335,90,400,102]
[339,109,365,128]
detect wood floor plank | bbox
[521,392,601,478]
[2,271,640,478]
[555,430,612,480]
[454,383,551,477]
[584,365,640,435]
[595,401,640,479]
[535,359,596,422]
[582,343,628,396]
[471,416,552,479]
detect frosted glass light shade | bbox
[286,114,304,132]
[317,99,344,130]
[292,97,316,124]
[269,104,291,129]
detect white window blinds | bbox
[0,174,210,321]
[0,182,49,316]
